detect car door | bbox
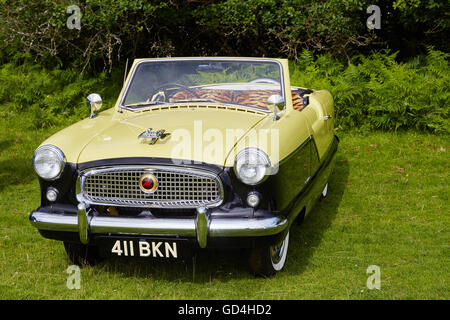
[300,90,335,161]
[258,92,313,212]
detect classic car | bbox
[29,57,339,276]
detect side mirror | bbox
[86,93,102,119]
[267,94,285,121]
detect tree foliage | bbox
[0,0,448,71]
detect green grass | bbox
[0,113,448,300]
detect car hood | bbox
[75,108,268,167]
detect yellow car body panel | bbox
[79,107,268,166]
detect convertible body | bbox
[29,57,338,276]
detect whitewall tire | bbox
[249,231,290,277]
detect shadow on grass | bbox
[0,157,35,192]
[95,247,252,283]
[286,152,349,276]
[0,139,14,152]
[88,153,349,283]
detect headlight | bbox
[33,145,66,180]
[234,148,271,185]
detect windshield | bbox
[121,59,283,111]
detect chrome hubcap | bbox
[270,232,288,265]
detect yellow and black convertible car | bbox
[30,57,338,276]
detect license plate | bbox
[110,239,179,258]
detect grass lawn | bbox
[0,113,448,300]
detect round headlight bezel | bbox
[32,145,66,181]
[234,148,271,186]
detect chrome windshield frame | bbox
[119,57,286,113]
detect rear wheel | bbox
[249,231,290,277]
[64,242,102,267]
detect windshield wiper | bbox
[121,98,221,112]
[173,98,219,103]
[123,101,167,108]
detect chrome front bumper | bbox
[29,203,288,248]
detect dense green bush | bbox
[193,0,370,58]
[290,49,449,134]
[0,1,448,71]
[0,50,447,133]
[0,58,121,128]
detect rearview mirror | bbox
[86,93,102,119]
[267,94,285,121]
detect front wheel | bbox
[248,231,290,277]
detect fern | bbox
[290,49,449,134]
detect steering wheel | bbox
[249,78,280,85]
[148,83,200,102]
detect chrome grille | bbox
[79,166,223,208]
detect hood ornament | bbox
[138,128,171,145]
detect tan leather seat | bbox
[170,88,305,111]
